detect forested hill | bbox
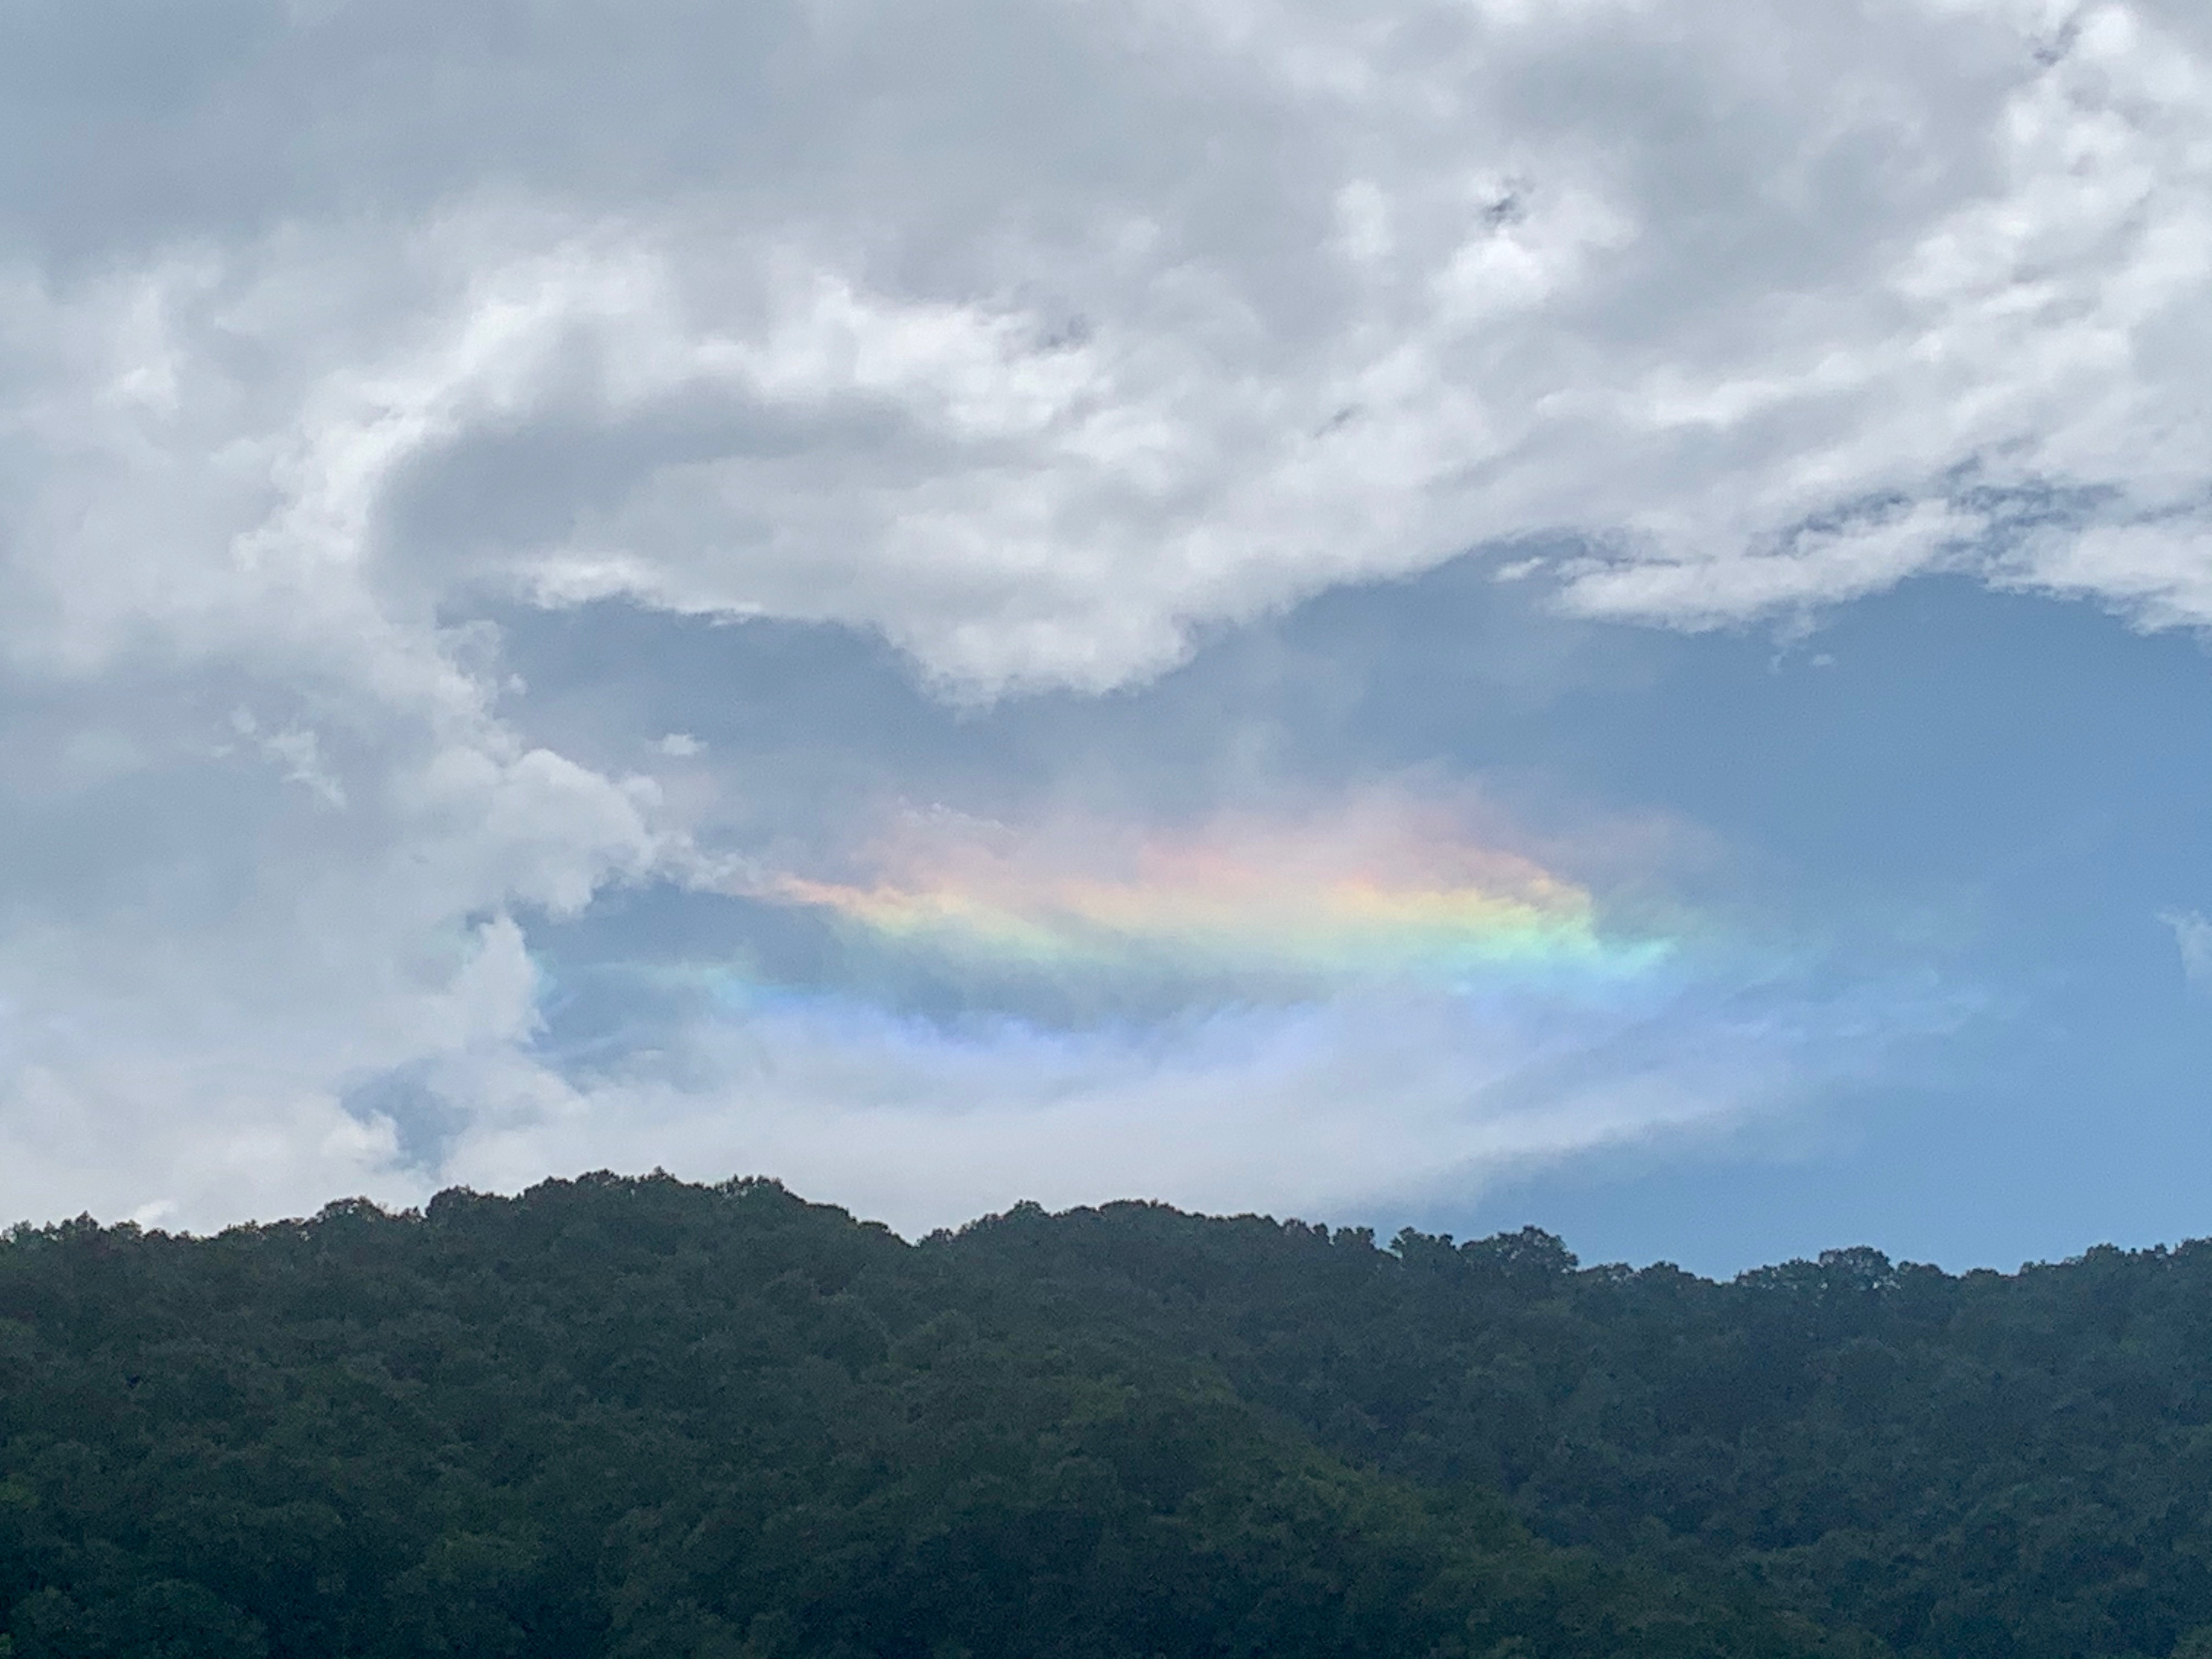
[3,1180,2212,1659]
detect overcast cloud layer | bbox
[0,0,2205,1240]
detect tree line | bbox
[2,1171,2209,1656]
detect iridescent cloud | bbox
[740,796,1674,994]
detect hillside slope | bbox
[5,1173,2209,1657]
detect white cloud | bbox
[5,1,2209,695]
[2166,911,2212,991]
[440,980,1908,1235]
[0,0,2195,1226]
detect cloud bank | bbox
[450,977,1894,1239]
[11,0,2209,692]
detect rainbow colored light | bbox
[751,805,1672,988]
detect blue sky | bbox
[0,0,2205,1271]
[489,565,2210,1273]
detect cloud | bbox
[735,792,1667,997]
[0,645,670,1227]
[445,973,1918,1237]
[5,1,2210,697]
[2166,910,2212,991]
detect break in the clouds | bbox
[501,787,1900,1235]
[0,0,2204,1245]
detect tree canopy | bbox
[2,1173,2209,1657]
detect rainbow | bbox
[748,805,1673,989]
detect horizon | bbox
[18,1165,2212,1285]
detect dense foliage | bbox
[0,1174,2208,1657]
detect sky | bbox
[0,0,2205,1273]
